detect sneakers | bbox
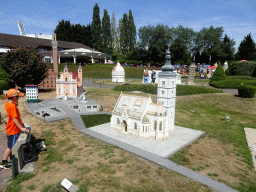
[0,160,12,169]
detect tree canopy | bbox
[92,3,102,51]
[236,33,256,60]
[0,47,48,88]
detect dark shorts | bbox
[7,133,20,149]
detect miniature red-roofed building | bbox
[56,63,83,99]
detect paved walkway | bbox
[0,129,11,191]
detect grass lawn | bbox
[1,87,255,192]
[81,114,111,128]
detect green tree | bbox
[116,18,123,55]
[111,12,118,53]
[127,10,136,52]
[92,3,102,51]
[220,34,236,61]
[210,64,226,82]
[120,13,129,55]
[236,33,256,60]
[0,47,48,88]
[148,24,169,63]
[54,20,73,42]
[102,9,112,55]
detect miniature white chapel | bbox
[111,49,177,140]
[112,62,125,83]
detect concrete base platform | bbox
[244,128,256,171]
[89,123,205,158]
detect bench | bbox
[12,123,34,174]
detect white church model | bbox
[112,62,125,83]
[110,49,177,140]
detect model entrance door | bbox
[122,120,127,132]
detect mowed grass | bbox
[49,63,150,79]
[81,114,111,128]
[4,118,214,192]
[170,93,256,191]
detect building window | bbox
[172,81,174,85]
[172,91,174,95]
[154,121,157,131]
[162,81,165,87]
[93,106,97,109]
[117,118,120,125]
[65,78,67,81]
[143,126,144,132]
[159,121,162,131]
[162,91,164,94]
[87,106,91,109]
[134,123,137,130]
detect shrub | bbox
[0,80,10,94]
[0,47,48,88]
[210,79,256,89]
[238,84,256,98]
[113,84,222,95]
[0,67,11,83]
[229,62,256,76]
[225,67,230,75]
[210,64,226,82]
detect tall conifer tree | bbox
[111,12,117,53]
[120,13,128,55]
[128,10,136,52]
[237,33,256,60]
[102,9,112,55]
[92,3,102,51]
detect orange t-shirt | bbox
[5,102,22,135]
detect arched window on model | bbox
[117,118,120,125]
[159,121,162,131]
[154,121,157,131]
[134,122,137,130]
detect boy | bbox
[0,89,28,169]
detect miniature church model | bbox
[112,62,125,83]
[56,63,83,99]
[111,49,177,140]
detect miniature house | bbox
[111,49,177,140]
[25,85,39,103]
[112,62,125,83]
[56,63,83,99]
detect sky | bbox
[1,0,256,52]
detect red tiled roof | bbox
[70,71,78,79]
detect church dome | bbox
[113,62,124,72]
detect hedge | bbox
[238,85,256,98]
[113,84,222,96]
[229,62,256,76]
[210,79,256,89]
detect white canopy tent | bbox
[58,48,109,63]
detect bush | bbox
[0,80,10,94]
[0,67,11,83]
[113,84,222,96]
[210,78,256,89]
[210,64,226,82]
[238,85,256,98]
[225,67,230,75]
[229,62,256,76]
[0,47,48,88]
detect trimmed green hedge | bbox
[238,85,256,98]
[229,62,256,76]
[113,84,222,96]
[210,64,226,82]
[210,79,256,89]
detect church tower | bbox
[78,63,83,87]
[157,48,177,132]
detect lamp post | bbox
[209,55,211,66]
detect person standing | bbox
[0,89,28,169]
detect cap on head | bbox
[4,89,24,100]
